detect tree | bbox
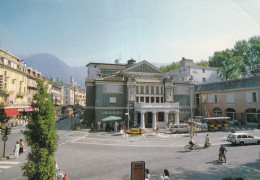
[195,60,209,67]
[160,62,179,72]
[22,78,58,180]
[209,49,243,81]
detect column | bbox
[175,111,179,124]
[164,111,169,128]
[152,111,157,129]
[141,112,145,129]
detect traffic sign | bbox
[2,135,8,141]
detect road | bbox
[1,125,260,180]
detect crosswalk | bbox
[0,161,20,173]
[227,127,258,131]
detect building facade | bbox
[85,59,195,129]
[166,57,222,84]
[0,48,34,119]
[48,84,63,106]
[195,75,260,124]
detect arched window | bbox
[213,108,222,117]
[245,108,258,123]
[225,108,236,121]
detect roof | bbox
[195,76,260,93]
[86,62,126,67]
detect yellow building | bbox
[0,48,30,123]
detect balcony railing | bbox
[134,102,179,109]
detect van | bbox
[170,123,190,134]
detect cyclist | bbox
[219,145,227,163]
[189,136,196,149]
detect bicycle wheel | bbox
[184,145,191,151]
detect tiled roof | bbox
[195,76,260,92]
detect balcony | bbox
[17,92,26,97]
[134,102,179,112]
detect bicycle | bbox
[184,144,198,151]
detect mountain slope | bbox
[24,53,86,87]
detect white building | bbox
[166,58,222,84]
[63,86,75,106]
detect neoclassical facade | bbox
[85,59,195,129]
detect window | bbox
[202,78,206,82]
[146,86,149,94]
[226,93,234,103]
[151,86,154,94]
[161,97,163,103]
[156,86,159,94]
[156,97,159,103]
[140,97,144,102]
[151,97,154,103]
[146,97,149,103]
[208,94,219,103]
[237,135,241,138]
[109,97,116,103]
[140,86,144,94]
[246,91,258,103]
[161,87,163,94]
[136,86,139,94]
[242,135,247,138]
[202,95,206,103]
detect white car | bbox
[227,133,260,145]
[170,123,190,134]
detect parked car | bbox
[170,123,190,134]
[227,133,260,145]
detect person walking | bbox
[103,122,106,131]
[145,168,150,180]
[139,126,142,136]
[19,139,24,155]
[14,141,20,158]
[160,169,170,180]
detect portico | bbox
[134,102,179,129]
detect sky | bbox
[0,0,260,67]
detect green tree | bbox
[209,49,242,81]
[233,36,260,74]
[160,62,179,72]
[195,60,209,67]
[22,78,58,180]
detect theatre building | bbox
[85,59,195,129]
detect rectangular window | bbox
[202,78,206,82]
[136,86,139,94]
[151,97,154,103]
[226,93,234,103]
[146,97,149,103]
[151,86,154,94]
[140,86,144,94]
[109,97,116,103]
[252,92,257,102]
[161,87,163,95]
[161,97,163,103]
[136,97,139,103]
[208,94,219,103]
[246,91,258,103]
[156,97,159,103]
[146,86,149,94]
[156,86,159,94]
[140,97,144,102]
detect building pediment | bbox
[123,60,163,74]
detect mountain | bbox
[24,53,86,87]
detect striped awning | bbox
[4,109,20,117]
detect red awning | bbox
[4,109,20,117]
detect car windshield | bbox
[248,135,254,138]
[228,134,234,138]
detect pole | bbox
[190,84,193,122]
[3,141,6,157]
[128,86,130,130]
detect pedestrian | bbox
[55,160,60,170]
[155,125,159,134]
[160,169,170,180]
[145,168,150,180]
[90,123,94,131]
[114,121,118,132]
[139,126,142,136]
[19,139,24,155]
[231,128,235,133]
[63,172,68,180]
[98,121,101,130]
[103,122,106,131]
[123,124,126,133]
[14,141,20,158]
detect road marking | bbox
[0,162,20,165]
[58,133,89,146]
[0,165,12,169]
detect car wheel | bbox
[257,140,260,145]
[240,141,244,146]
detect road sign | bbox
[2,135,8,141]
[131,161,145,180]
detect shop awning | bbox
[102,116,122,122]
[4,109,20,117]
[24,108,33,112]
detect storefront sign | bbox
[18,108,24,112]
[131,161,145,180]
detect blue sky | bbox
[0,0,260,67]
